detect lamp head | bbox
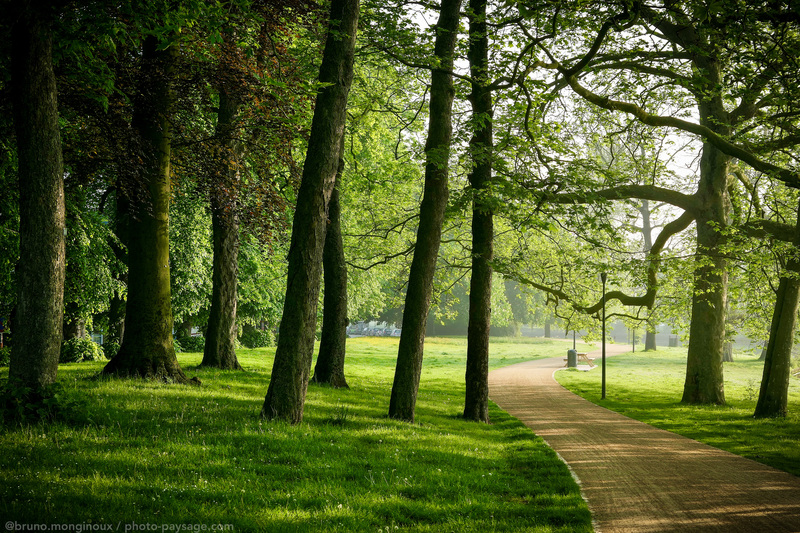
[600,272,607,283]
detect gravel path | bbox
[488,346,800,532]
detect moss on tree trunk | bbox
[682,141,729,405]
[103,36,191,384]
[202,87,242,371]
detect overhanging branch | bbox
[562,73,800,188]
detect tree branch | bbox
[495,209,694,318]
[561,72,800,188]
[739,219,795,242]
[539,184,699,212]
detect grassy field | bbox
[555,347,800,477]
[0,336,594,532]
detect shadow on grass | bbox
[0,341,593,532]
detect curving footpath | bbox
[489,345,800,532]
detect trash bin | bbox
[567,349,577,368]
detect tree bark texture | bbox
[202,87,242,371]
[9,1,66,390]
[754,198,800,418]
[312,155,349,389]
[463,0,493,423]
[681,52,730,405]
[103,36,189,383]
[389,0,462,422]
[682,140,729,405]
[262,0,359,423]
[644,328,657,351]
[312,136,349,388]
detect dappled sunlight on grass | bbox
[0,337,592,531]
[556,347,800,476]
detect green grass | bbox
[555,347,800,476]
[0,336,593,532]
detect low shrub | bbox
[0,379,89,424]
[175,335,205,353]
[0,346,9,367]
[60,338,105,363]
[102,341,120,360]
[239,327,274,349]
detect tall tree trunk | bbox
[681,54,729,405]
[261,0,359,423]
[312,146,349,388]
[388,0,462,422]
[682,140,729,405]
[9,1,66,390]
[103,36,190,383]
[754,198,800,418]
[202,85,242,371]
[463,0,493,423]
[544,319,552,338]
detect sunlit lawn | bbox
[0,336,593,532]
[555,347,800,476]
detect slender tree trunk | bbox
[544,319,552,338]
[312,145,349,388]
[389,0,462,422]
[9,1,66,390]
[463,0,493,423]
[754,198,800,418]
[202,86,242,371]
[106,191,129,348]
[103,36,190,383]
[261,0,359,423]
[106,294,125,350]
[640,200,658,352]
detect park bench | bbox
[563,352,596,367]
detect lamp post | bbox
[601,272,607,400]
